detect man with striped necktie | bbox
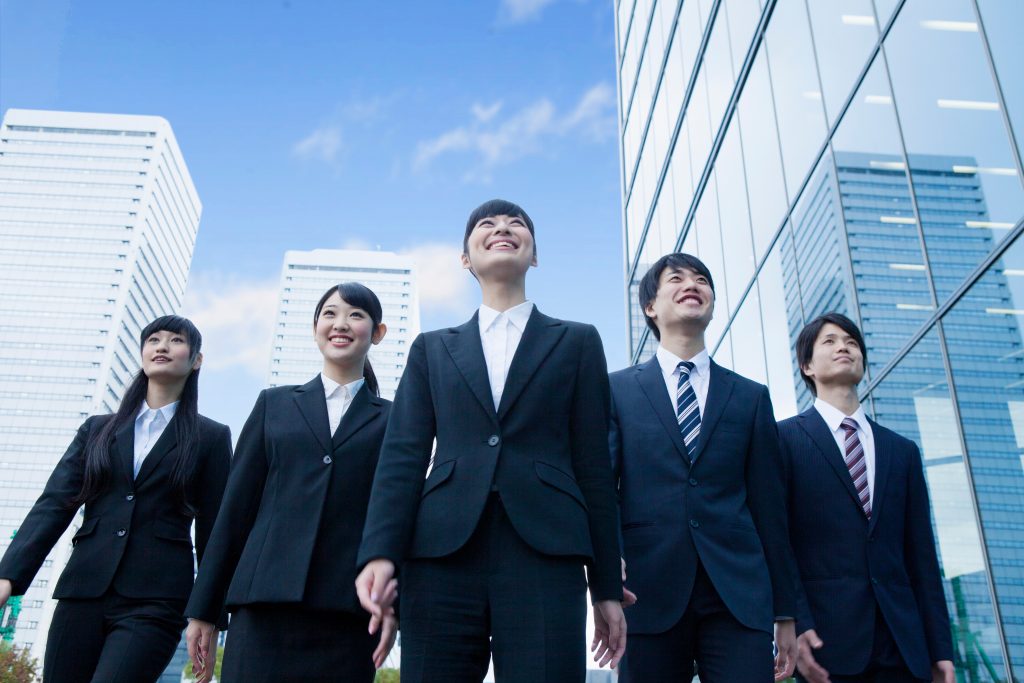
[780,313,953,683]
[608,253,798,683]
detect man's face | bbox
[803,322,865,390]
[461,213,537,280]
[644,266,715,334]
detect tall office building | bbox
[0,109,201,656]
[268,249,420,399]
[616,0,1024,679]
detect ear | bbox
[371,322,388,345]
[192,352,203,371]
[530,250,538,268]
[643,301,657,322]
[461,251,473,271]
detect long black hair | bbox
[313,282,383,397]
[73,316,203,509]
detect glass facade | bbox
[615,0,1024,679]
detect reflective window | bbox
[714,119,757,315]
[729,287,768,386]
[944,234,1024,677]
[975,1,1024,166]
[805,0,880,125]
[870,328,1007,681]
[764,0,828,199]
[723,0,762,73]
[693,176,728,348]
[759,237,801,418]
[703,6,736,137]
[885,0,1024,300]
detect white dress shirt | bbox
[133,401,178,477]
[655,345,711,416]
[322,374,366,435]
[814,397,876,499]
[478,301,535,410]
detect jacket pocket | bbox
[71,517,99,546]
[153,521,192,543]
[535,461,587,509]
[421,459,455,497]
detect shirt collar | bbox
[321,373,365,401]
[814,397,869,433]
[479,301,534,333]
[136,400,179,424]
[656,345,710,378]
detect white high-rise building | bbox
[269,249,420,399]
[0,109,201,656]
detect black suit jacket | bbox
[779,408,953,679]
[609,357,797,634]
[186,378,391,623]
[0,413,231,606]
[357,309,622,601]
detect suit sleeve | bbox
[745,387,798,619]
[192,423,233,630]
[607,382,625,559]
[358,333,437,568]
[777,426,815,634]
[570,326,622,602]
[0,417,95,595]
[186,392,269,626]
[904,442,954,662]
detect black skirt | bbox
[221,605,378,683]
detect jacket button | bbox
[689,520,699,528]
[487,435,500,447]
[125,494,134,501]
[116,528,127,537]
[689,478,698,486]
[323,455,332,464]
[871,577,879,585]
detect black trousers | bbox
[620,561,774,683]
[399,493,588,683]
[221,604,377,683]
[43,591,185,683]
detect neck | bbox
[145,379,185,409]
[480,279,528,312]
[658,328,707,361]
[322,360,364,386]
[816,384,861,416]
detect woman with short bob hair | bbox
[0,315,232,683]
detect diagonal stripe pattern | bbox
[676,361,701,462]
[841,417,871,518]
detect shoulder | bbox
[197,414,231,436]
[777,414,806,438]
[871,419,918,454]
[721,366,768,398]
[609,363,640,384]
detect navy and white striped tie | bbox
[676,361,701,461]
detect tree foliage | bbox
[375,668,399,682]
[0,643,38,683]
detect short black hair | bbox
[795,312,867,396]
[638,253,715,341]
[463,199,535,254]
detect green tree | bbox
[375,668,400,683]
[0,642,38,683]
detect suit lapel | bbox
[331,384,383,451]
[691,360,734,463]
[798,409,864,513]
[293,376,332,454]
[497,309,566,420]
[441,315,498,422]
[867,418,890,534]
[113,418,136,485]
[635,357,690,462]
[134,412,179,485]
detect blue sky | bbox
[1,0,629,435]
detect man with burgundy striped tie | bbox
[780,313,954,683]
[609,253,798,683]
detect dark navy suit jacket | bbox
[779,408,953,679]
[609,356,797,634]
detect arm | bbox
[193,423,233,630]
[185,392,269,625]
[904,442,954,663]
[607,387,625,564]
[777,429,815,635]
[0,417,95,595]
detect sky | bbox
[0,0,630,436]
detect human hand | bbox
[796,628,830,683]
[373,608,398,669]
[185,618,218,683]
[932,660,955,683]
[355,558,398,635]
[592,599,627,669]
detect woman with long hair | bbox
[185,282,398,683]
[0,315,232,683]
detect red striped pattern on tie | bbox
[841,417,871,518]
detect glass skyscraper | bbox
[615,0,1024,679]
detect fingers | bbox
[373,614,398,669]
[186,628,201,680]
[355,567,381,618]
[808,631,824,649]
[621,586,638,607]
[620,557,627,582]
[368,612,381,636]
[608,609,626,669]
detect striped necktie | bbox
[676,361,701,461]
[841,417,871,518]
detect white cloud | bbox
[292,125,343,164]
[413,83,614,175]
[499,0,559,23]
[399,243,476,316]
[181,272,280,378]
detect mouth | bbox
[676,294,703,305]
[152,356,171,363]
[486,239,518,251]
[328,334,354,346]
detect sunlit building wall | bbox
[615,0,1024,679]
[0,108,201,657]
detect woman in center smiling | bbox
[184,282,397,683]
